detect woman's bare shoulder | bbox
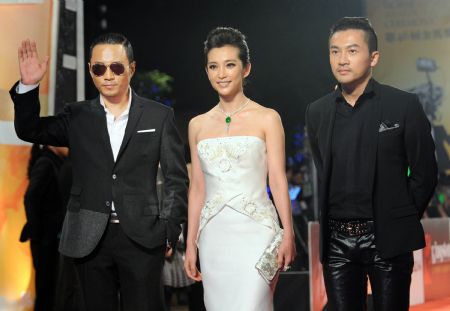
[251,102,281,123]
[189,107,216,127]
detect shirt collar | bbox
[99,87,132,117]
[334,78,376,103]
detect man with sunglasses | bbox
[10,33,188,311]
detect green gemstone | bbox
[225,116,231,124]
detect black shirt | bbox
[328,80,376,220]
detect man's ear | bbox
[129,61,136,77]
[88,62,93,78]
[130,61,136,75]
[370,51,380,68]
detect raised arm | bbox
[11,40,69,147]
[264,109,296,270]
[184,117,206,281]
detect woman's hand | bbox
[277,232,296,271]
[184,243,202,281]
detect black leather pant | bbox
[323,222,413,311]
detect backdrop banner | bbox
[421,218,450,301]
[0,1,54,310]
[308,222,327,311]
[366,0,450,177]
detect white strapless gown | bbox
[197,136,280,311]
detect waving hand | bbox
[18,39,49,85]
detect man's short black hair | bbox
[330,17,378,53]
[89,33,134,63]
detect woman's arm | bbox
[184,117,206,281]
[264,109,296,269]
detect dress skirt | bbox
[198,206,276,311]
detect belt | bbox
[328,219,374,236]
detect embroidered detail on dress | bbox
[218,158,231,172]
[198,193,279,237]
[199,193,224,232]
[244,201,257,215]
[238,196,279,231]
[197,138,249,164]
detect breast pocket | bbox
[135,130,158,141]
[379,127,404,154]
[134,131,159,155]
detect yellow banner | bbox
[367,0,450,175]
[0,1,53,309]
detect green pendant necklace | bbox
[217,98,250,133]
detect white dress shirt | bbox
[98,88,132,218]
[99,88,131,162]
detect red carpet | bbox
[410,297,450,310]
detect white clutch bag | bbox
[255,228,284,283]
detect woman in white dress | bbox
[184,27,296,311]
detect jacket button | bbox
[106,201,110,207]
[112,174,117,179]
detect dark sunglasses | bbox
[91,62,127,76]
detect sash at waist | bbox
[198,192,280,239]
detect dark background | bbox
[84,0,365,149]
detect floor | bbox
[410,297,450,311]
[169,297,450,311]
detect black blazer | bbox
[11,82,189,258]
[305,80,438,261]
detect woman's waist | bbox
[204,178,267,194]
[204,189,270,203]
[202,190,277,220]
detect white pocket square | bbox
[379,122,399,133]
[137,129,156,133]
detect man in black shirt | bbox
[306,17,437,310]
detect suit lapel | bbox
[115,92,143,164]
[366,82,382,194]
[322,100,336,185]
[90,98,115,167]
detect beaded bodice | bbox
[196,136,280,236]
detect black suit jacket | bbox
[11,82,189,258]
[305,80,438,261]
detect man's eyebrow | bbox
[330,44,361,49]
